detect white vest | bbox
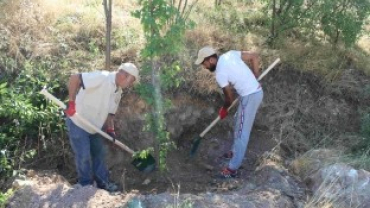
[71,71,122,134]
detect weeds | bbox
[0,58,67,178]
[0,189,14,208]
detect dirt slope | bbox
[5,67,370,207]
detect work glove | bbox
[106,128,116,143]
[218,107,228,120]
[64,100,76,117]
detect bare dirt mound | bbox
[7,148,307,208]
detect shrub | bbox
[133,0,194,170]
[0,58,66,178]
[264,0,370,46]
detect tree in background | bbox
[265,0,370,46]
[103,0,113,70]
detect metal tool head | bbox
[190,136,202,157]
[131,154,156,173]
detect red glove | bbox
[64,100,76,117]
[218,107,228,119]
[106,128,116,142]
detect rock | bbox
[12,179,33,189]
[142,178,151,185]
[306,163,370,208]
[26,169,36,178]
[289,149,342,180]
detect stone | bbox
[12,179,33,189]
[307,163,370,208]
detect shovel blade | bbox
[131,154,156,173]
[190,135,202,157]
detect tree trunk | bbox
[271,0,276,38]
[103,0,112,70]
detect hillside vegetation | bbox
[1,0,370,207]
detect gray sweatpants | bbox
[229,90,263,170]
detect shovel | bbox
[190,58,281,156]
[39,88,156,173]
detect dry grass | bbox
[342,149,370,171]
[2,0,368,76]
[274,38,370,81]
[0,0,369,90]
[357,36,370,54]
[350,44,370,76]
[0,0,142,72]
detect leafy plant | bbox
[319,0,370,46]
[133,0,194,170]
[0,189,14,207]
[0,58,66,178]
[263,0,370,46]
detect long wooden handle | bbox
[199,58,281,137]
[39,88,135,155]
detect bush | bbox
[265,0,370,46]
[0,58,67,178]
[0,189,14,207]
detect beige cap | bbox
[119,63,140,84]
[194,46,217,65]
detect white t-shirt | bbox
[70,71,122,134]
[215,50,261,96]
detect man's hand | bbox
[106,128,116,143]
[64,100,76,117]
[218,107,228,119]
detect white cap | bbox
[118,63,140,84]
[194,46,217,65]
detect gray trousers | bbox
[229,90,263,170]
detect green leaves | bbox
[133,147,154,159]
[0,58,66,178]
[133,0,192,171]
[266,0,370,46]
[160,62,184,89]
[0,188,14,206]
[134,0,190,58]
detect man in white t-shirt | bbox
[195,46,263,178]
[64,63,140,191]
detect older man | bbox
[195,46,263,178]
[64,63,140,191]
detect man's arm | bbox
[67,74,82,101]
[217,85,235,119]
[64,74,83,117]
[241,51,261,78]
[222,85,235,109]
[104,114,117,142]
[104,114,115,130]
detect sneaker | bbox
[218,167,237,178]
[220,151,233,159]
[97,182,118,192]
